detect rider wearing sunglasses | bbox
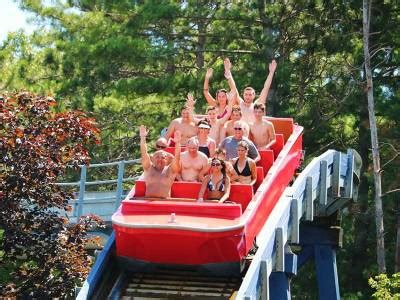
[197,158,231,203]
[219,121,260,162]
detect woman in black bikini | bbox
[196,119,216,158]
[197,158,231,203]
[231,141,257,185]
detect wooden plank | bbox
[290,198,299,244]
[344,149,354,199]
[319,160,328,210]
[305,176,314,221]
[275,227,284,272]
[332,152,341,197]
[260,259,270,300]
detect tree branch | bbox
[382,189,400,197]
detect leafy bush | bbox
[369,273,400,299]
[0,91,102,298]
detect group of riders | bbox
[139,58,277,203]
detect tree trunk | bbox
[362,0,386,273]
[349,93,372,291]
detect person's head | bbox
[181,105,190,121]
[231,105,242,121]
[233,121,244,140]
[243,87,256,104]
[186,137,199,156]
[253,103,265,120]
[216,89,228,107]
[206,106,218,121]
[215,148,226,160]
[197,119,211,136]
[152,150,168,171]
[210,158,226,176]
[155,137,168,150]
[237,141,249,158]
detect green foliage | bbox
[0,0,399,297]
[0,91,103,297]
[369,273,400,299]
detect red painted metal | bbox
[112,118,303,266]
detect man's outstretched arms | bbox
[256,59,277,105]
[139,125,151,171]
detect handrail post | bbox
[77,165,87,220]
[305,176,314,221]
[115,161,126,209]
[344,150,354,199]
[260,259,270,300]
[332,151,341,198]
[319,160,328,213]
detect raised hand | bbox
[269,59,277,73]
[173,130,182,144]
[205,68,213,79]
[224,58,232,72]
[139,125,149,138]
[186,93,196,107]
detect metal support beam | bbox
[315,245,340,300]
[269,272,291,300]
[297,225,341,299]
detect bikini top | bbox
[198,145,210,158]
[207,177,226,192]
[233,158,252,177]
[217,108,228,119]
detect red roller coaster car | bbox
[112,117,303,273]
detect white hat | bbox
[198,123,211,129]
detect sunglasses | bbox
[211,162,221,166]
[156,144,166,149]
[234,127,243,130]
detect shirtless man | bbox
[152,137,174,165]
[139,125,181,198]
[250,103,276,150]
[177,137,209,182]
[224,58,277,124]
[220,105,250,141]
[164,105,197,145]
[219,121,260,162]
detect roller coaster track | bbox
[75,148,361,299]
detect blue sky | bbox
[0,0,35,41]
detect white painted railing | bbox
[236,149,361,299]
[57,159,141,222]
